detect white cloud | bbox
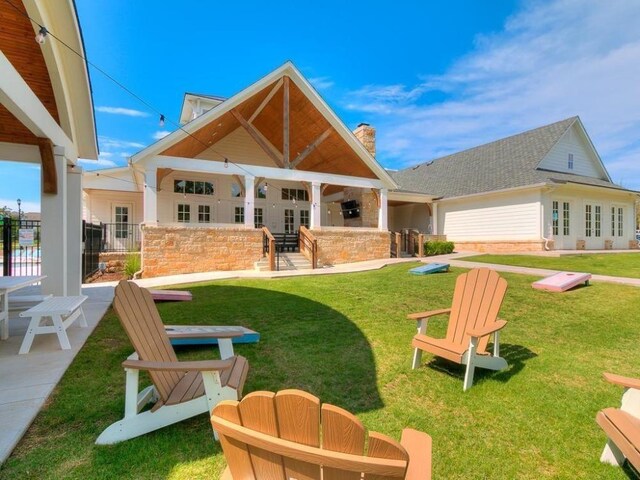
[345,0,640,186]
[98,136,145,150]
[79,156,118,170]
[309,76,335,90]
[152,130,171,140]
[96,106,150,117]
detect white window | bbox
[284,208,294,233]
[256,184,267,199]
[177,204,190,223]
[552,201,559,236]
[281,188,308,201]
[563,202,570,236]
[611,207,616,237]
[618,207,624,237]
[254,208,264,228]
[174,179,214,195]
[568,153,574,170]
[198,205,211,223]
[114,205,129,239]
[231,183,243,198]
[234,206,244,223]
[300,210,310,229]
[595,205,601,237]
[585,205,592,237]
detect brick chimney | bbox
[353,123,376,157]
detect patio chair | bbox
[408,267,509,391]
[96,280,249,445]
[596,372,640,470]
[211,389,432,480]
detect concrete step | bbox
[255,253,316,271]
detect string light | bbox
[35,25,47,44]
[159,114,165,127]
[224,158,229,168]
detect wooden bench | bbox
[18,295,88,354]
[273,232,299,252]
[596,372,640,470]
[211,389,432,480]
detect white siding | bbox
[388,204,431,232]
[83,190,143,225]
[438,191,541,241]
[538,124,606,179]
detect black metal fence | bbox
[1,216,41,276]
[101,223,141,252]
[82,221,102,280]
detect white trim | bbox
[0,51,77,160]
[0,142,41,163]
[129,62,397,189]
[388,191,435,203]
[145,155,387,189]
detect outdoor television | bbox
[341,200,360,219]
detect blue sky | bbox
[3,0,640,212]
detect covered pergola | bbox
[132,62,396,232]
[0,0,98,294]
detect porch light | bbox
[159,115,165,127]
[35,26,48,44]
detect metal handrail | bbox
[262,227,277,271]
[298,226,317,269]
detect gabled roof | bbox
[391,117,628,199]
[131,61,397,188]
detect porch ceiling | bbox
[0,0,59,146]
[159,77,378,180]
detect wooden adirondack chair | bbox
[409,268,508,391]
[211,389,432,480]
[596,372,640,470]
[96,280,249,445]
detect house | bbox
[83,62,425,277]
[391,117,638,252]
[0,0,98,294]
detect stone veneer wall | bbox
[453,240,546,253]
[311,228,389,266]
[142,225,263,277]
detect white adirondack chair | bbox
[96,280,249,445]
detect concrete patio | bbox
[0,284,114,464]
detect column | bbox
[310,182,321,230]
[41,146,68,296]
[143,167,158,225]
[432,203,438,235]
[378,188,388,231]
[244,175,255,228]
[66,164,82,295]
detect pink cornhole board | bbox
[532,272,591,292]
[149,290,192,302]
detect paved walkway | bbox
[2,252,639,464]
[0,285,114,464]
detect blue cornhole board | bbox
[166,325,260,346]
[409,263,450,275]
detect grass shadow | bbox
[424,342,537,386]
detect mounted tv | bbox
[341,200,360,219]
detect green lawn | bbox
[463,253,640,278]
[1,264,639,479]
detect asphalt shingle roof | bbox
[390,117,627,198]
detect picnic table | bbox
[0,275,45,340]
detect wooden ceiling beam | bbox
[283,76,290,169]
[231,108,284,168]
[156,168,173,191]
[248,78,283,123]
[289,128,332,169]
[38,138,57,195]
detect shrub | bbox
[123,253,141,279]
[424,240,455,256]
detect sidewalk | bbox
[0,285,114,464]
